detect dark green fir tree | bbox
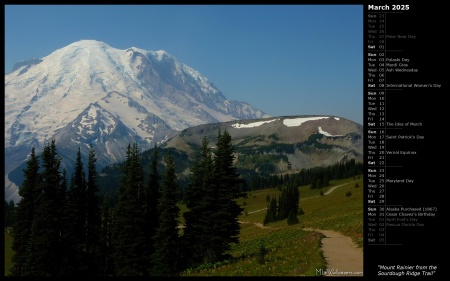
[151,152,181,276]
[11,146,41,276]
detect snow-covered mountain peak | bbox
[4,40,269,203]
[153,50,170,61]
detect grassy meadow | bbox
[4,175,363,276]
[181,175,363,276]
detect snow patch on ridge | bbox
[232,118,277,129]
[283,116,330,127]
[318,126,343,137]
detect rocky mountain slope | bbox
[93,114,363,198]
[4,40,268,203]
[161,115,363,176]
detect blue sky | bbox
[5,4,363,124]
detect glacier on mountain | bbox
[4,39,269,203]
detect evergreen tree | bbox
[248,159,362,191]
[151,152,181,276]
[323,175,330,188]
[287,210,299,225]
[143,143,161,272]
[208,129,244,262]
[183,130,244,265]
[11,146,41,276]
[111,143,147,276]
[257,240,268,265]
[5,200,15,227]
[288,182,300,219]
[263,197,278,225]
[99,195,115,276]
[276,182,300,224]
[63,147,87,275]
[277,186,289,221]
[182,136,215,267]
[86,144,101,275]
[23,140,66,276]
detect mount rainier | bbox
[4,40,269,203]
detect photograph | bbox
[5,3,366,277]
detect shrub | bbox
[257,240,268,265]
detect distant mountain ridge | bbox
[4,39,269,203]
[161,115,363,176]
[93,114,363,198]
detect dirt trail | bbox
[242,181,363,276]
[304,181,363,276]
[240,221,363,276]
[305,228,363,277]
[239,221,274,229]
